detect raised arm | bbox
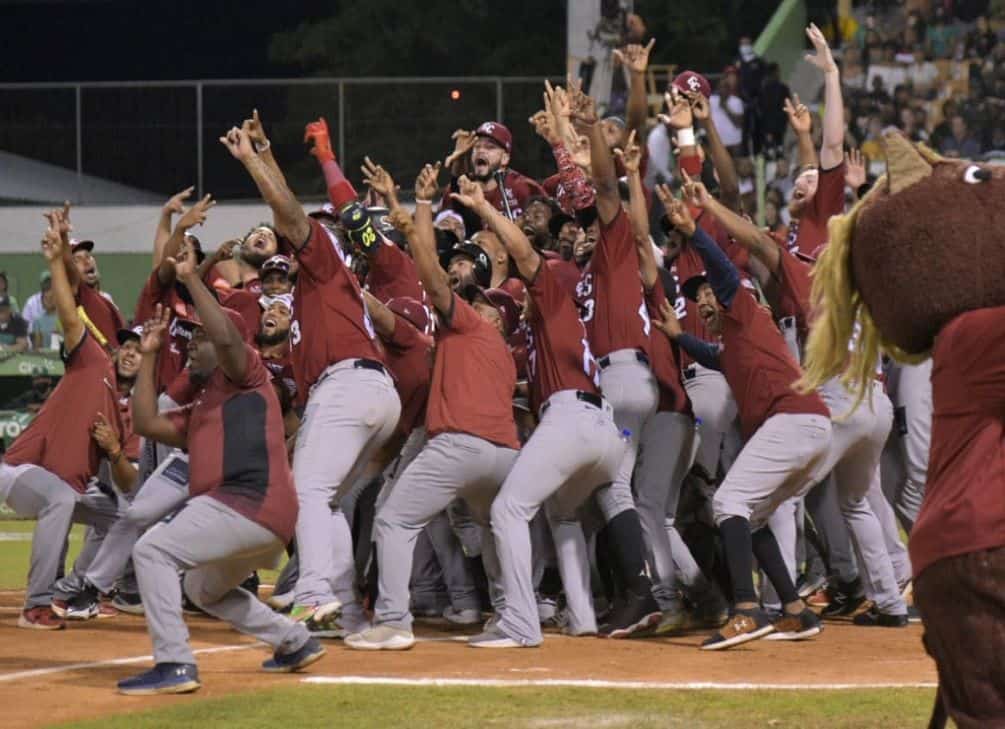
[304,117,357,211]
[614,130,659,290]
[674,174,780,273]
[571,86,619,224]
[651,297,722,370]
[221,126,311,249]
[158,195,216,286]
[805,23,843,169]
[41,209,85,352]
[243,109,289,188]
[171,241,248,383]
[668,190,740,308]
[533,83,596,214]
[614,39,655,139]
[153,187,193,269]
[393,163,452,316]
[689,91,741,211]
[362,290,398,341]
[452,176,540,282]
[784,94,817,170]
[132,306,187,449]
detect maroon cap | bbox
[672,70,712,99]
[484,287,521,337]
[387,296,429,334]
[475,122,513,154]
[498,277,527,306]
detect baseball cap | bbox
[261,255,292,277]
[475,122,513,155]
[70,239,95,254]
[498,277,527,306]
[672,70,712,99]
[259,293,294,312]
[387,296,430,333]
[462,284,520,337]
[680,274,710,302]
[440,242,492,288]
[116,327,142,346]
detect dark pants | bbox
[915,546,1005,729]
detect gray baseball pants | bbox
[594,351,658,521]
[0,464,120,609]
[881,359,932,532]
[491,391,625,645]
[293,361,401,621]
[683,363,740,480]
[805,474,858,583]
[373,432,517,631]
[761,497,800,610]
[634,411,696,611]
[133,495,309,665]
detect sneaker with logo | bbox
[763,608,823,640]
[117,663,200,695]
[700,608,774,651]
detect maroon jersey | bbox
[164,368,199,407]
[911,308,1005,578]
[165,345,297,542]
[5,331,124,493]
[718,287,829,439]
[220,288,264,340]
[426,294,519,450]
[260,348,297,403]
[785,162,846,260]
[644,279,692,415]
[524,260,600,413]
[367,241,426,313]
[283,218,384,405]
[77,284,125,350]
[134,271,198,392]
[384,315,434,436]
[118,395,141,462]
[575,209,651,360]
[445,169,546,221]
[772,245,813,342]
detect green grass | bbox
[51,685,937,728]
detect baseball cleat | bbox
[443,606,482,626]
[852,608,908,628]
[700,608,774,650]
[111,592,145,615]
[763,608,823,640]
[117,663,201,695]
[820,579,868,618]
[468,625,533,648]
[654,606,688,636]
[18,606,65,630]
[796,573,828,600]
[262,637,327,673]
[305,612,347,639]
[600,590,661,639]
[313,600,343,623]
[344,625,415,651]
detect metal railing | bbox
[0,76,564,204]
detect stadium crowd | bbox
[0,3,996,704]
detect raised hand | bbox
[177,194,215,230]
[804,23,837,74]
[567,76,598,126]
[388,207,415,236]
[652,297,683,339]
[845,148,867,190]
[163,187,195,216]
[680,170,711,209]
[361,156,399,204]
[686,90,710,122]
[414,162,442,202]
[613,38,656,74]
[445,129,477,168]
[303,117,335,162]
[40,209,66,262]
[783,94,812,134]
[614,130,642,174]
[242,108,269,150]
[449,175,488,210]
[529,110,560,145]
[654,183,675,210]
[140,304,171,354]
[219,126,256,162]
[91,412,120,456]
[168,239,199,280]
[544,80,571,120]
[659,88,693,130]
[212,238,240,263]
[666,195,697,236]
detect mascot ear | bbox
[883,131,932,194]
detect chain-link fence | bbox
[0,77,567,204]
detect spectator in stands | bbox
[711,67,745,154]
[939,113,983,157]
[930,99,960,150]
[842,46,868,92]
[0,273,20,314]
[0,297,29,353]
[29,285,60,350]
[4,369,54,413]
[926,6,960,60]
[20,271,50,327]
[867,44,908,93]
[907,52,941,98]
[965,15,997,59]
[758,63,792,155]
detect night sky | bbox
[0,0,335,82]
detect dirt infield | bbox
[0,590,937,729]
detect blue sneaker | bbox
[117,663,200,695]
[262,637,327,673]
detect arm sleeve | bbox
[551,143,596,213]
[321,159,358,210]
[689,226,740,308]
[676,333,722,371]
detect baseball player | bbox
[346,163,521,651]
[565,82,663,637]
[117,245,323,695]
[224,121,402,634]
[657,196,831,650]
[450,173,625,647]
[881,358,932,535]
[0,210,126,630]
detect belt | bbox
[354,358,387,375]
[540,390,604,416]
[597,350,649,370]
[683,365,697,381]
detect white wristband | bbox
[415,199,433,206]
[675,127,696,148]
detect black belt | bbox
[684,365,697,380]
[541,390,603,416]
[597,351,649,369]
[354,358,387,375]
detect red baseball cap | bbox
[387,296,430,334]
[498,277,527,306]
[475,122,513,155]
[672,71,712,99]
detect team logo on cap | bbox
[686,76,702,92]
[480,122,496,134]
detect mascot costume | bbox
[799,131,1005,729]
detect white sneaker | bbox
[313,600,343,622]
[537,597,559,624]
[468,626,530,649]
[443,606,481,626]
[345,625,415,651]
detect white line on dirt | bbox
[0,643,263,683]
[301,676,938,690]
